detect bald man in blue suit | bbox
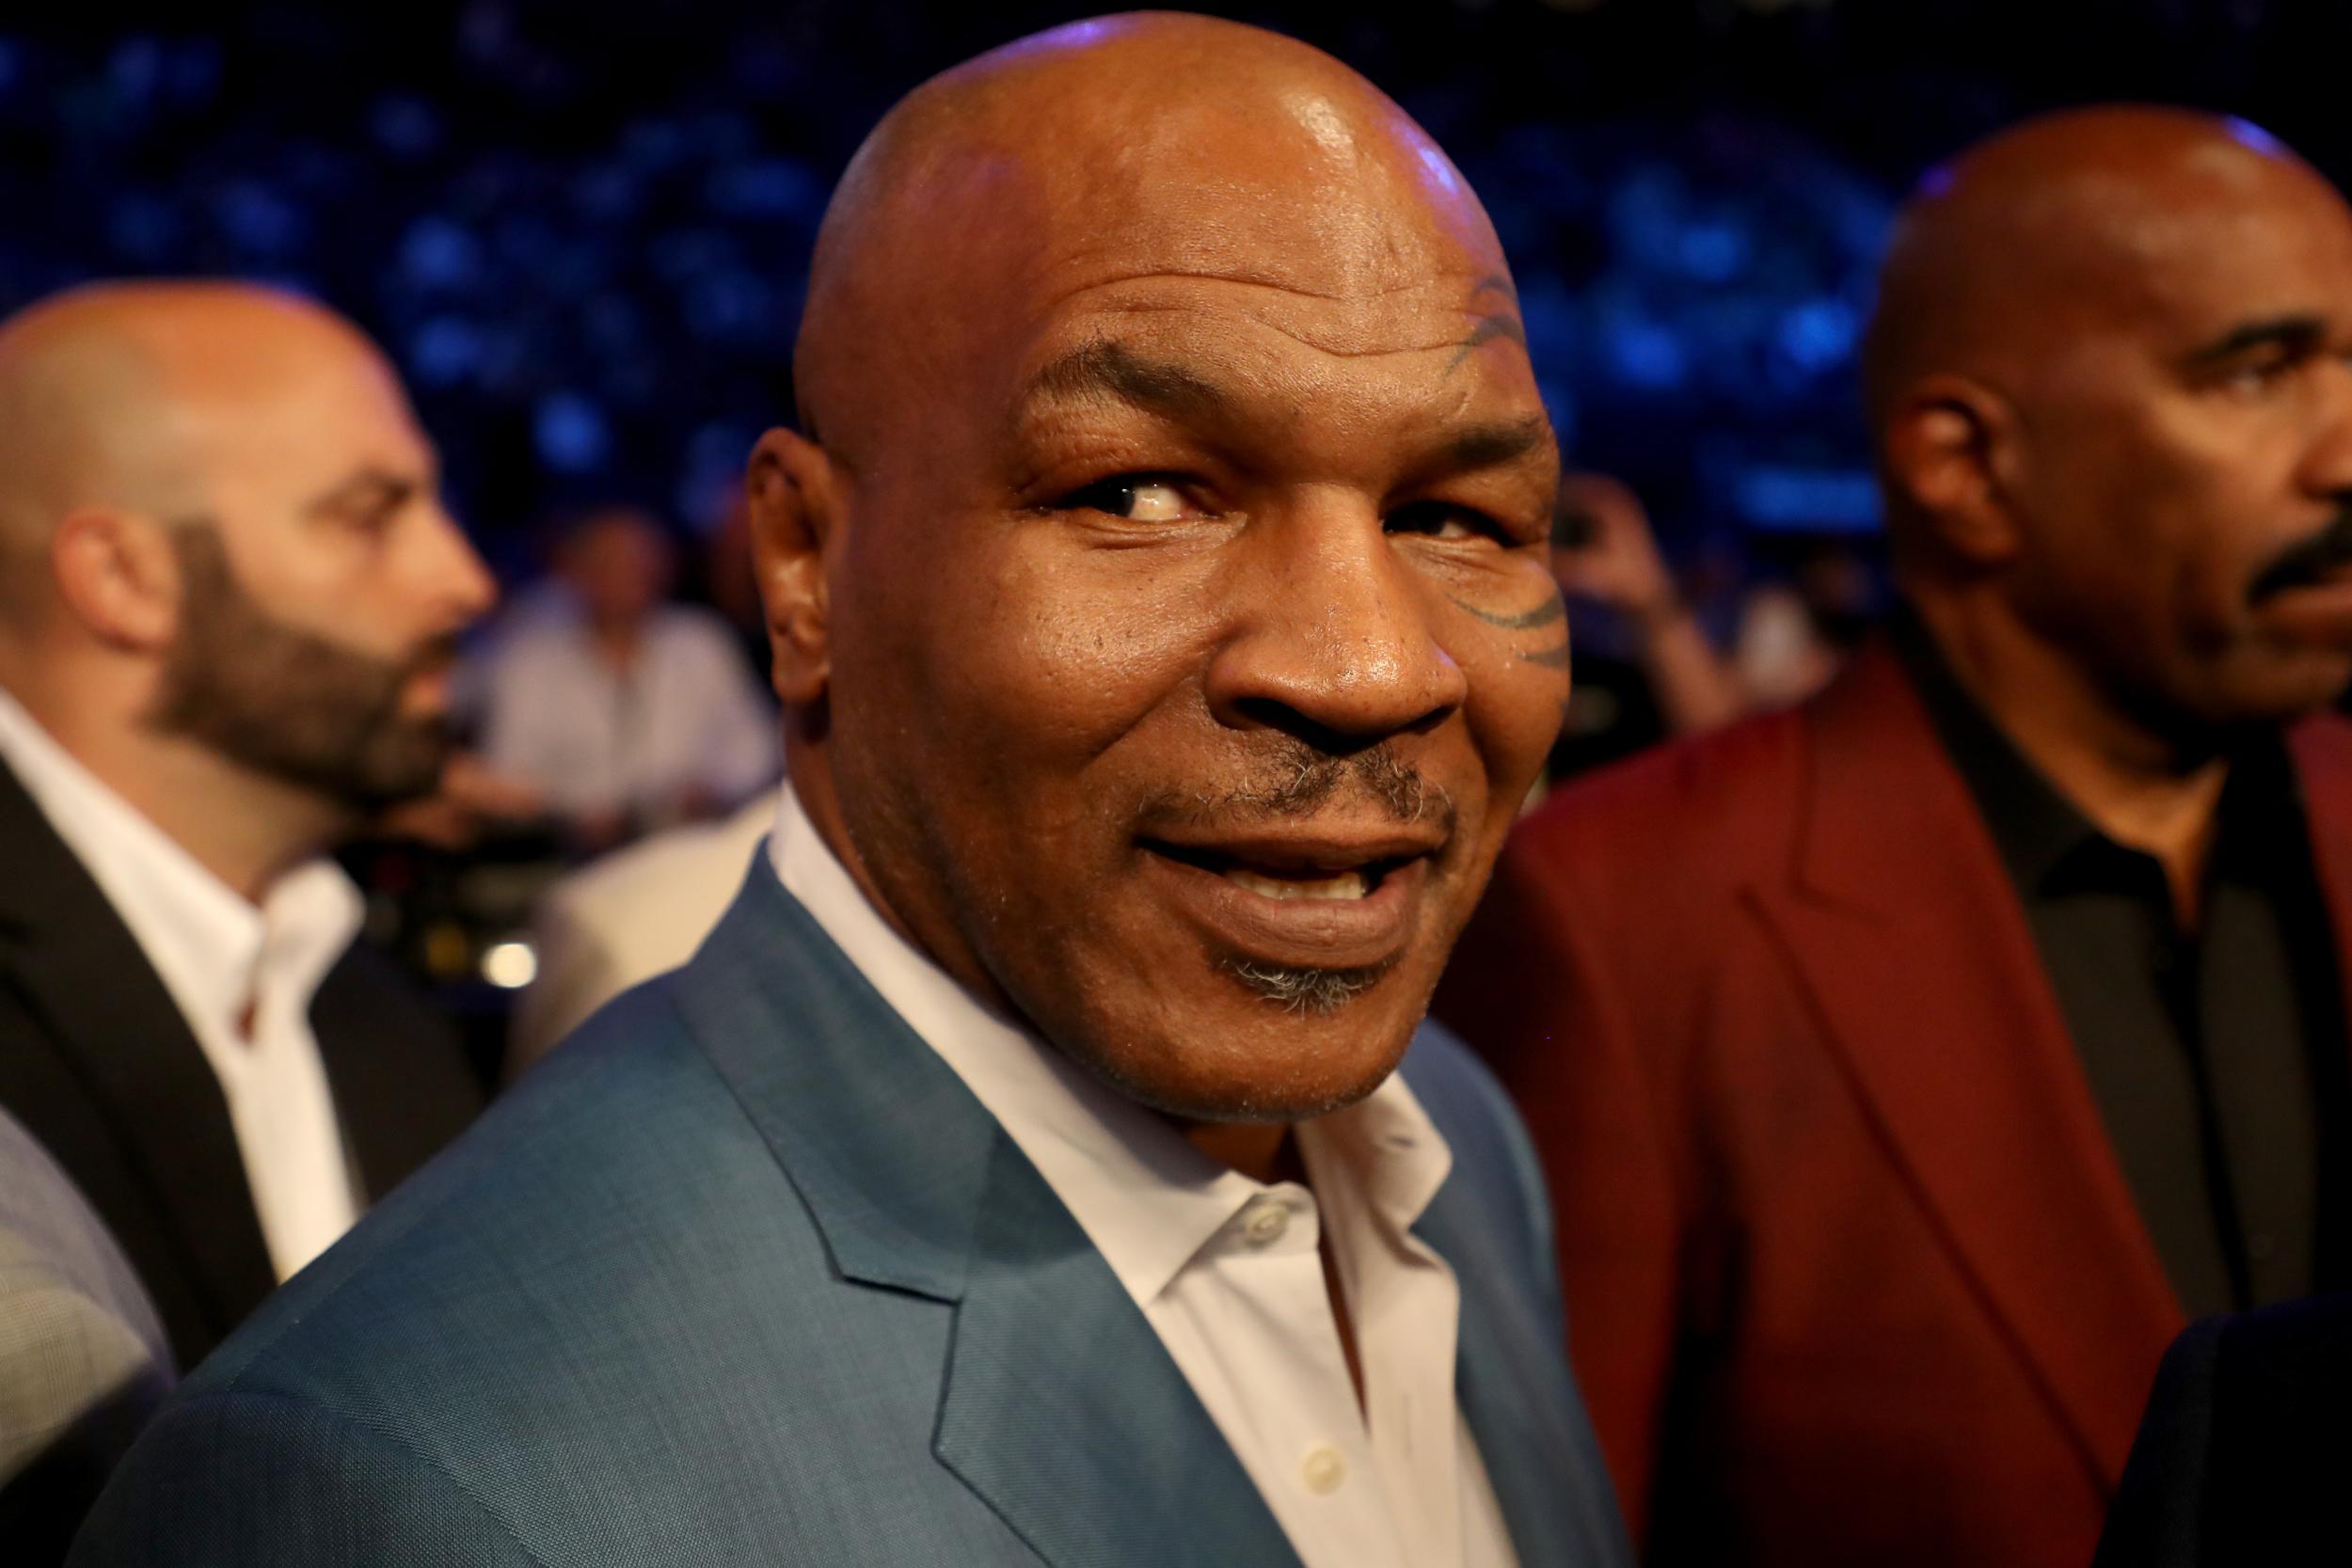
[74,16,1629,1567]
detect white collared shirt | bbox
[771,790,1518,1568]
[0,690,363,1281]
[476,600,779,823]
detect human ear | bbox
[1881,374,2026,568]
[49,509,183,652]
[745,427,838,706]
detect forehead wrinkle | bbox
[796,16,1524,451]
[1030,262,1495,309]
[1009,324,1547,486]
[1048,277,1524,364]
[1023,340,1235,424]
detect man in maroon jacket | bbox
[1438,106,2352,1568]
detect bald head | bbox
[0,282,399,626]
[750,14,1559,1128]
[0,278,494,853]
[793,12,1508,458]
[1864,106,2347,435]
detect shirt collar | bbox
[1889,604,2312,895]
[767,784,1453,1306]
[0,688,361,1037]
[1887,605,2097,892]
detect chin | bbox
[1048,958,1434,1125]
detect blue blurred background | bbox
[9,0,2349,570]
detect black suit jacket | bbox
[2094,1291,2352,1568]
[0,757,485,1369]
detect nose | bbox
[419,499,499,628]
[2301,356,2352,499]
[1203,494,1468,749]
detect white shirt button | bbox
[1242,1201,1289,1246]
[1299,1444,1346,1495]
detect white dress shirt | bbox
[477,600,779,823]
[771,790,1519,1568]
[0,691,363,1281]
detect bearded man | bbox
[74,15,1629,1568]
[0,281,500,1370]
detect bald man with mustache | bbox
[75,18,1629,1568]
[1438,107,2352,1567]
[0,284,496,1373]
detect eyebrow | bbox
[1025,338,1551,480]
[302,467,421,517]
[1024,341,1236,423]
[1438,413,1553,472]
[2182,312,2330,368]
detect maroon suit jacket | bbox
[1435,641,2352,1568]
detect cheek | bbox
[2019,414,2214,604]
[1458,634,1566,823]
[975,551,1211,750]
[861,526,1216,805]
[2124,420,2301,627]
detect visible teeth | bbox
[1224,867,1369,901]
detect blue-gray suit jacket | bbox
[73,867,1630,1567]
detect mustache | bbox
[2250,507,2352,604]
[1144,739,1455,833]
[397,633,465,680]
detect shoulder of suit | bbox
[2290,706,2352,778]
[183,980,741,1397]
[1511,701,1812,883]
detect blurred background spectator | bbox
[471,504,777,854]
[1546,471,1745,776]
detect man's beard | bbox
[146,525,459,812]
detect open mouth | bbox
[1140,839,1409,903]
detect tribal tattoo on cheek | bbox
[1439,274,1567,697]
[1449,590,1571,673]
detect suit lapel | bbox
[1418,1156,1627,1567]
[1747,647,2182,1487]
[672,867,1297,1568]
[0,757,273,1363]
[310,948,484,1201]
[2288,716,2352,1053]
[936,1133,1298,1568]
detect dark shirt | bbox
[1893,611,2351,1316]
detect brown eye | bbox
[1384,500,1500,542]
[1062,475,1196,522]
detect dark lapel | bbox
[2288,715,2352,1053]
[310,945,484,1202]
[0,755,273,1365]
[1746,644,2184,1488]
[670,867,1299,1568]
